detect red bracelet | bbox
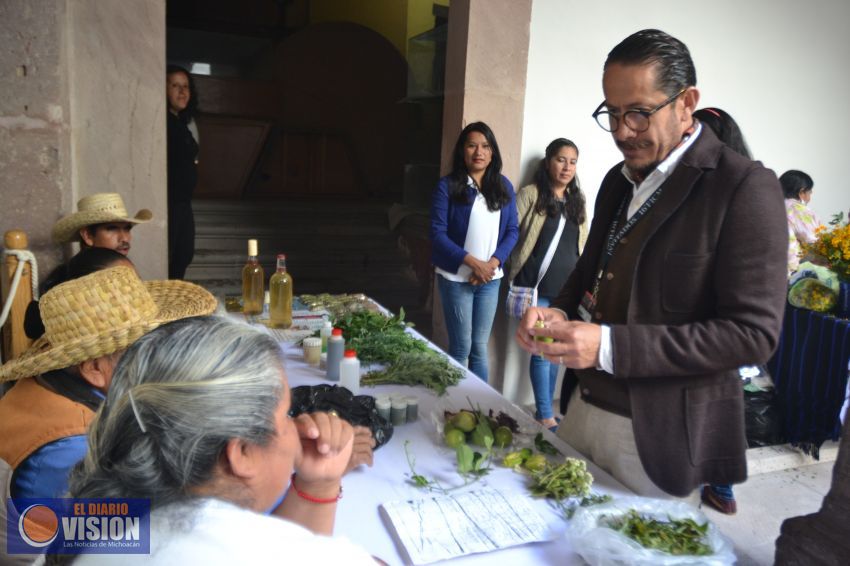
[290,473,342,504]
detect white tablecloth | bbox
[278,324,634,565]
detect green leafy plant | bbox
[603,510,712,556]
[403,433,492,495]
[565,493,614,519]
[335,308,429,363]
[362,351,464,395]
[456,419,494,477]
[529,458,594,499]
[534,432,561,456]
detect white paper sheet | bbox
[381,488,553,564]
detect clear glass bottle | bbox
[269,254,293,328]
[242,239,264,315]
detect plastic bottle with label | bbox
[339,349,360,395]
[325,328,345,381]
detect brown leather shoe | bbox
[701,486,737,515]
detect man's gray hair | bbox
[67,315,284,505]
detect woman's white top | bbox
[436,178,504,283]
[73,498,375,565]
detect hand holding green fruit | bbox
[533,320,555,343]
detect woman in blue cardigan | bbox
[431,122,519,382]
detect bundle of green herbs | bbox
[334,308,429,364]
[529,457,594,499]
[603,510,712,556]
[362,351,464,395]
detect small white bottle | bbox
[339,349,361,395]
[320,320,333,353]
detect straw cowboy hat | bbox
[0,266,217,382]
[52,193,153,244]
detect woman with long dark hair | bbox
[506,138,587,429]
[430,122,519,382]
[166,65,200,280]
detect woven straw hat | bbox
[52,193,153,244]
[0,266,217,382]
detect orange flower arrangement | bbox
[807,213,850,282]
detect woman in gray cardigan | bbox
[507,138,588,429]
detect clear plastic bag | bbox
[788,261,841,312]
[564,496,736,566]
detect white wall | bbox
[521,0,850,224]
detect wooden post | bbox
[1,229,34,361]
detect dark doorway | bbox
[166,0,447,337]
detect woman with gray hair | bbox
[58,316,375,564]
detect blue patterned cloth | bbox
[767,305,850,455]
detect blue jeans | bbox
[437,276,500,382]
[530,296,560,419]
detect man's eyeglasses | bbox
[591,88,687,133]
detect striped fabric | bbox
[768,305,850,455]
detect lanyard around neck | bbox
[590,182,664,300]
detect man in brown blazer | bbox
[516,29,788,498]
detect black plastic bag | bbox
[744,388,784,448]
[290,384,393,449]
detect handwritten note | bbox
[381,488,552,564]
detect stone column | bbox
[0,0,167,281]
[65,0,167,279]
[0,1,71,277]
[432,0,533,355]
[439,0,532,183]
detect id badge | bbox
[578,291,595,322]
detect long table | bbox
[277,322,634,565]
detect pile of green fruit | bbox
[443,409,515,450]
[503,448,548,472]
[501,433,562,472]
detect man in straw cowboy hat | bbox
[51,193,153,255]
[0,266,216,503]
